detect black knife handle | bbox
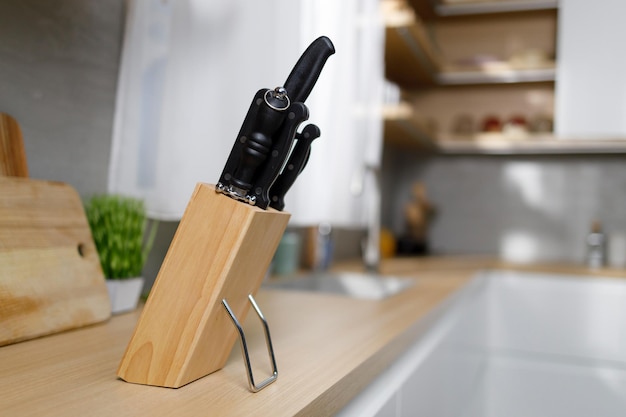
[229,88,289,194]
[283,36,335,104]
[269,124,321,211]
[248,103,309,209]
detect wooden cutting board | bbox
[0,113,29,177]
[0,177,111,346]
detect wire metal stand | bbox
[222,295,278,392]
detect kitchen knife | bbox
[217,36,335,209]
[283,36,335,104]
[269,123,320,211]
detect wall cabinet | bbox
[382,0,626,154]
[555,0,626,139]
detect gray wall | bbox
[382,148,626,266]
[0,0,174,290]
[0,0,124,196]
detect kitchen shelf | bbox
[437,64,556,85]
[383,108,626,155]
[384,3,443,87]
[437,136,626,154]
[383,103,438,150]
[380,0,619,156]
[435,0,558,17]
[383,1,556,88]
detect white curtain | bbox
[109,0,385,227]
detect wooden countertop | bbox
[2,256,625,416]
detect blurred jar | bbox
[529,114,554,133]
[272,231,301,276]
[303,223,334,271]
[451,114,475,137]
[503,115,529,140]
[481,115,502,132]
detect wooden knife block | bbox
[117,183,290,388]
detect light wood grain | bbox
[385,21,443,87]
[0,177,110,346]
[0,258,476,417]
[0,113,28,177]
[117,183,290,388]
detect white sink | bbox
[340,270,626,417]
[263,272,414,300]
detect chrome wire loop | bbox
[222,295,278,392]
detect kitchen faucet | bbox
[362,163,382,273]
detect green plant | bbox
[85,195,158,279]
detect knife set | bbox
[217,36,334,210]
[117,37,334,389]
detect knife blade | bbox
[269,124,320,211]
[216,36,335,209]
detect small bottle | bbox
[315,223,333,271]
[303,223,334,271]
[587,221,607,269]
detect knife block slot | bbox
[117,183,290,388]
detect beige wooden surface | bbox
[0,258,476,417]
[3,256,625,416]
[118,184,290,388]
[0,177,110,346]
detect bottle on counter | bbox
[587,220,607,269]
[272,231,302,277]
[303,223,334,271]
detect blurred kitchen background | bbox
[3,0,626,291]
